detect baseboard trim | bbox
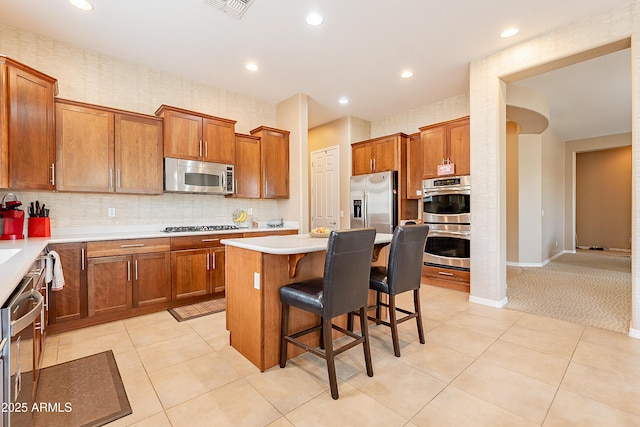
[469,295,508,308]
[507,250,569,268]
[629,325,640,340]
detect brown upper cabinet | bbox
[351,133,417,220]
[55,99,163,194]
[0,56,57,190]
[229,133,261,198]
[419,116,470,179]
[155,105,236,164]
[351,133,404,175]
[250,126,290,199]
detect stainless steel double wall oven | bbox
[422,175,470,271]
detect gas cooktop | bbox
[163,225,239,233]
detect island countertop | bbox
[221,232,393,255]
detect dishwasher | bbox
[0,250,46,427]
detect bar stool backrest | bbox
[386,225,430,295]
[322,228,376,318]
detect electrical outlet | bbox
[248,208,253,215]
[108,207,116,217]
[253,272,260,290]
[340,210,344,218]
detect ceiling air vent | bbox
[203,0,255,19]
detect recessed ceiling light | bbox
[501,27,519,38]
[401,70,414,78]
[69,0,93,11]
[306,12,324,26]
[338,97,349,105]
[245,63,259,71]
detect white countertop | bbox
[0,224,299,307]
[221,232,393,255]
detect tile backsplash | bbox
[7,190,278,233]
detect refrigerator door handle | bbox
[363,190,368,227]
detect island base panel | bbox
[226,245,388,371]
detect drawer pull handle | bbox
[201,239,219,242]
[120,244,145,248]
[438,271,454,276]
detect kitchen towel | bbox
[45,250,65,291]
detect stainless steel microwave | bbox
[164,157,234,195]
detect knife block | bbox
[27,217,51,238]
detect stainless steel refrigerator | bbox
[350,171,398,233]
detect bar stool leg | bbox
[319,317,325,349]
[323,317,339,399]
[375,290,382,320]
[359,306,374,377]
[414,288,425,344]
[388,295,401,357]
[279,303,290,368]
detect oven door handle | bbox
[423,188,470,197]
[429,230,470,238]
[10,290,44,337]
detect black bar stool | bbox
[350,224,430,357]
[279,228,377,400]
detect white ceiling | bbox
[513,48,631,141]
[0,0,629,136]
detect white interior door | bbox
[311,146,340,230]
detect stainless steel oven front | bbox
[1,252,46,426]
[422,175,470,224]
[423,223,470,270]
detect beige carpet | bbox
[506,251,631,333]
[168,298,226,322]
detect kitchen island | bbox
[221,232,392,371]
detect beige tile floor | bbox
[42,284,640,427]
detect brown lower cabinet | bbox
[48,242,87,324]
[421,265,470,292]
[86,252,171,316]
[170,233,242,299]
[47,229,297,333]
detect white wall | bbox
[277,94,309,232]
[371,94,469,137]
[469,1,640,335]
[541,129,565,261]
[512,128,564,266]
[518,135,543,264]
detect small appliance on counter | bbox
[0,193,24,240]
[267,218,284,228]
